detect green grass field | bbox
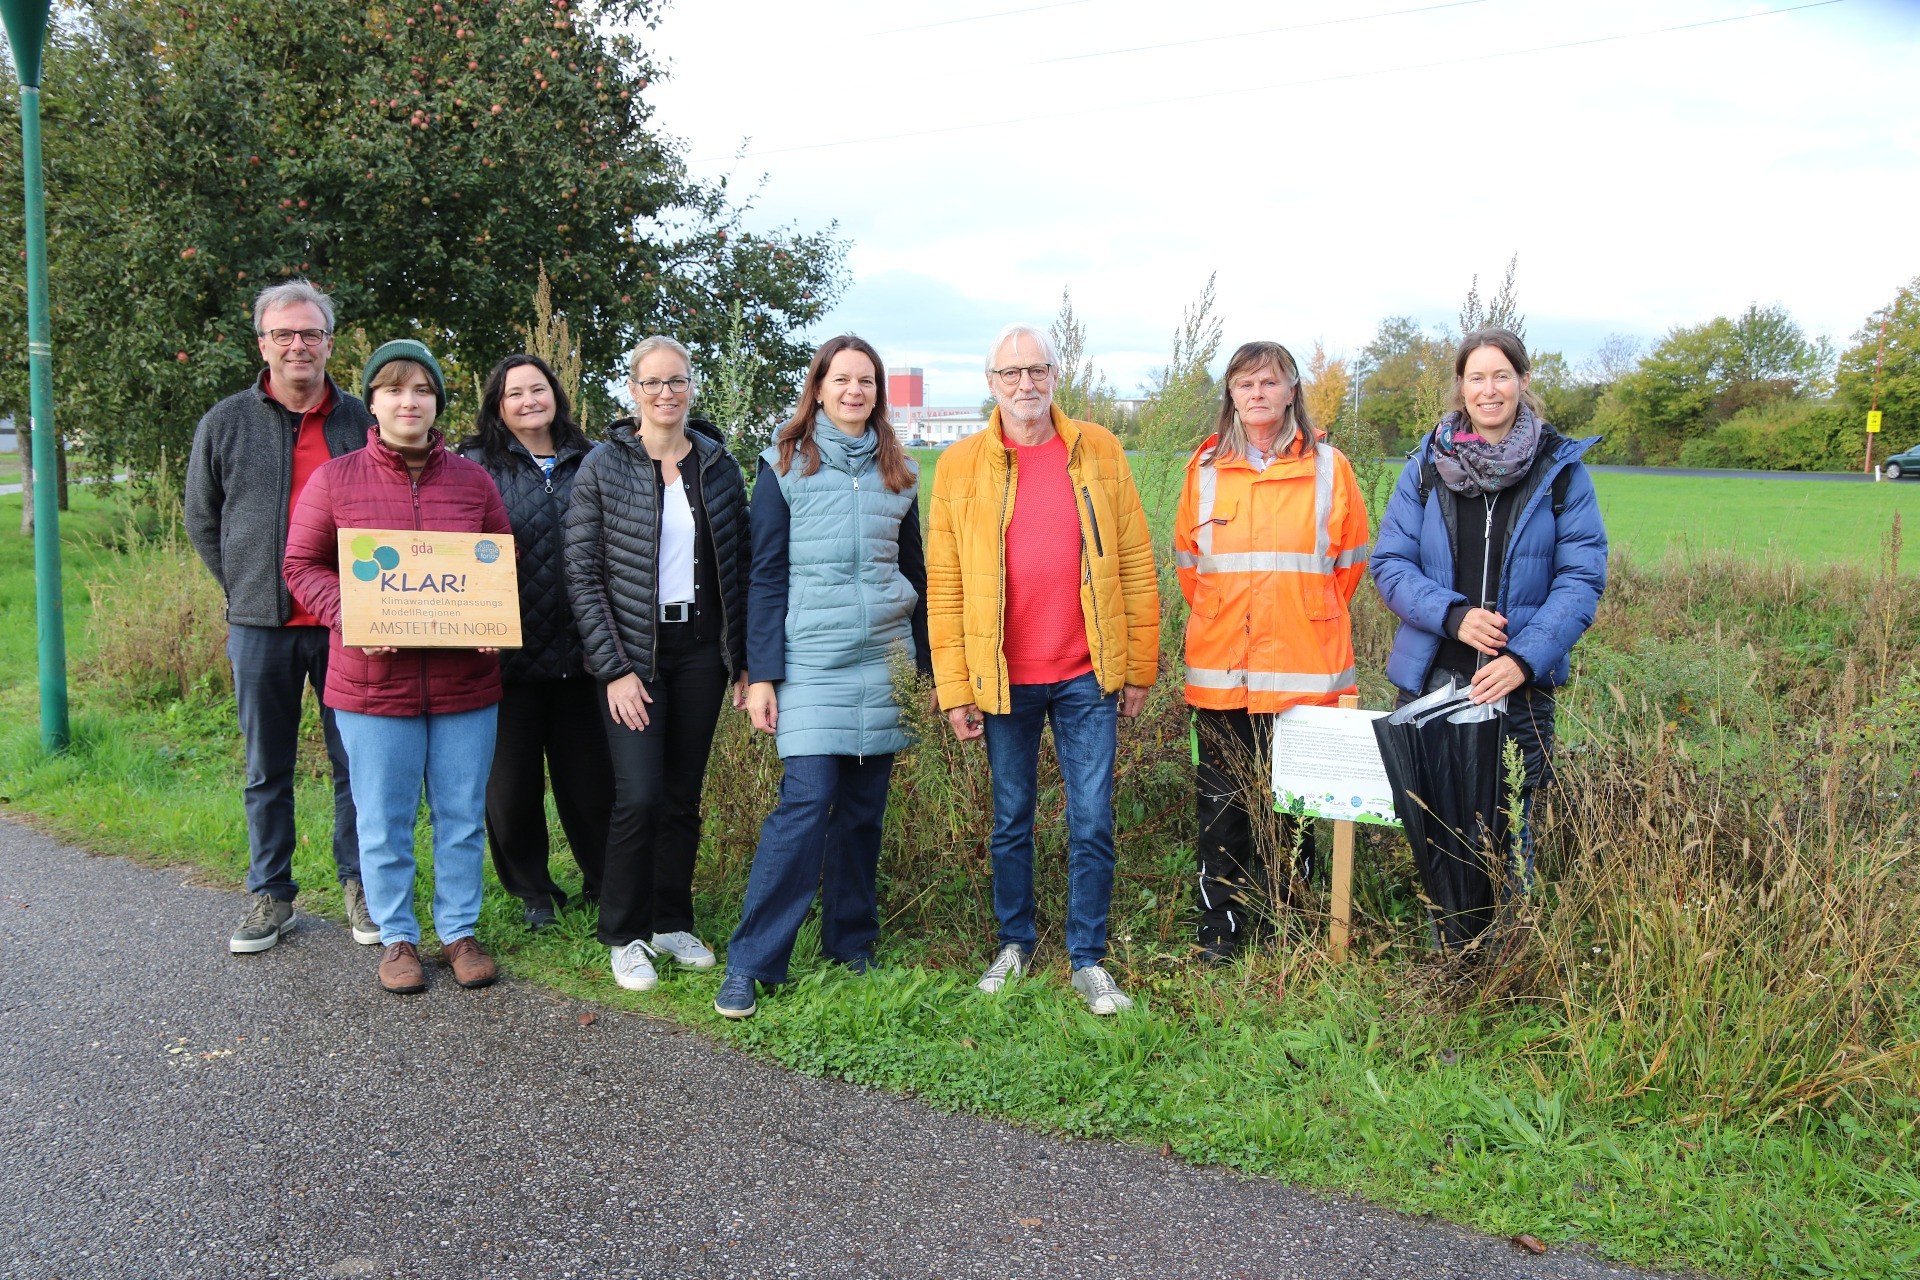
[2,480,1917,1280]
[1589,472,1919,570]
[906,450,1920,573]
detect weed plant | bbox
[4,490,1919,1276]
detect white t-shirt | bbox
[659,477,697,605]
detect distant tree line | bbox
[1064,255,1918,474]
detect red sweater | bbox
[1003,433,1092,685]
[269,374,337,627]
[283,428,511,717]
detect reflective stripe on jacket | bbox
[1174,430,1369,713]
[927,407,1160,715]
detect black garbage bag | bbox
[1372,683,1511,949]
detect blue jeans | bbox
[334,705,498,946]
[982,672,1119,970]
[723,754,894,985]
[227,624,359,900]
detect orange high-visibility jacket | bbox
[1174,430,1370,712]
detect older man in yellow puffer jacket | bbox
[927,322,1160,1016]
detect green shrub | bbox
[1677,399,1857,471]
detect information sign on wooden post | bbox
[1270,694,1397,963]
[337,528,521,648]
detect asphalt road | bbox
[1584,464,1886,483]
[0,819,1683,1280]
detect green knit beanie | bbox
[361,339,448,414]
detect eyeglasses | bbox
[990,364,1054,387]
[258,328,332,348]
[635,377,692,396]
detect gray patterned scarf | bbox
[1429,404,1544,497]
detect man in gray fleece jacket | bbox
[185,280,376,956]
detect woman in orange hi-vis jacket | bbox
[1174,340,1371,963]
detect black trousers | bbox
[596,629,729,947]
[1193,707,1315,947]
[485,677,615,910]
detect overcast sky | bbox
[646,0,1920,404]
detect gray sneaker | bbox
[1070,964,1134,1015]
[976,943,1030,994]
[342,879,380,946]
[230,894,294,955]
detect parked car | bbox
[1886,443,1920,480]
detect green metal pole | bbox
[17,85,71,751]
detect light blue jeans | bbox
[334,705,498,946]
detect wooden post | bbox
[1328,692,1360,962]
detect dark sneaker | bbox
[713,972,757,1019]
[523,901,558,932]
[1197,931,1239,967]
[230,894,294,955]
[342,879,380,946]
[443,937,499,989]
[378,941,427,994]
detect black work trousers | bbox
[485,676,615,911]
[1193,707,1316,948]
[596,628,729,947]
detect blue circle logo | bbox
[473,539,500,564]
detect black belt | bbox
[659,601,692,623]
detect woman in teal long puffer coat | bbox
[713,334,931,1019]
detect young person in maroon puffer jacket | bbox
[283,339,513,996]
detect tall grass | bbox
[80,457,230,703]
[56,477,1920,1274]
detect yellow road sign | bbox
[1866,410,1883,434]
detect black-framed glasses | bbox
[990,363,1053,387]
[259,328,332,348]
[635,376,692,396]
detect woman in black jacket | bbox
[462,355,615,930]
[563,335,750,994]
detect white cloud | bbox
[647,0,1920,401]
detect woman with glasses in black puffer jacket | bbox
[564,336,750,997]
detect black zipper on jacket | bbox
[1070,438,1109,685]
[688,444,734,677]
[993,449,1013,704]
[410,465,429,716]
[1081,487,1104,557]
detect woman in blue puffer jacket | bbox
[1370,326,1608,867]
[713,334,932,1020]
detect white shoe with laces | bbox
[976,943,1030,994]
[1070,963,1134,1015]
[649,931,716,969]
[610,939,659,991]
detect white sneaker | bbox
[649,931,716,969]
[610,939,659,991]
[1070,964,1134,1015]
[976,943,1030,994]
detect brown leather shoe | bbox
[378,941,426,995]
[443,936,498,989]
